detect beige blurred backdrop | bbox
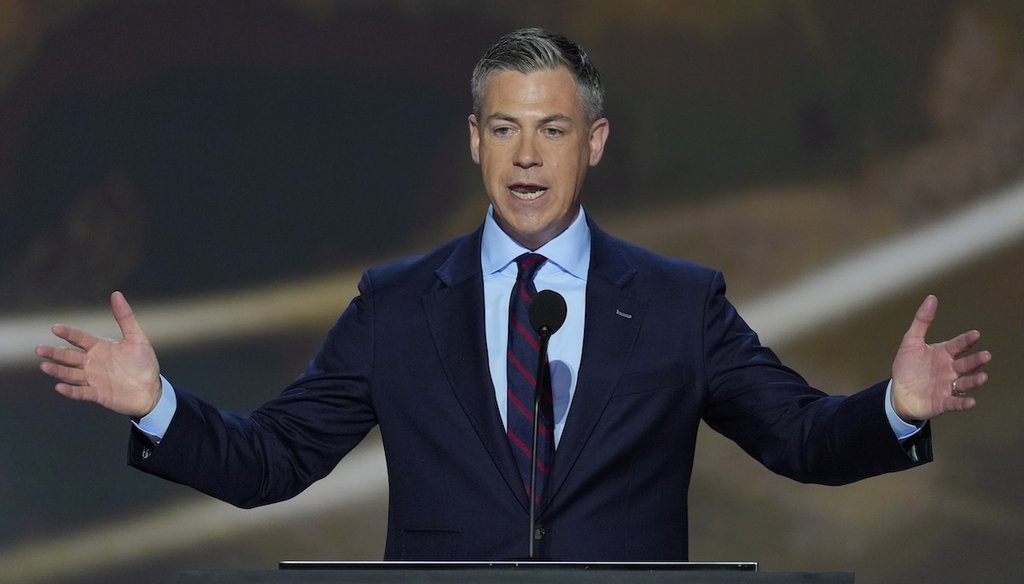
[1,1,1021,583]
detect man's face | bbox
[469,67,609,250]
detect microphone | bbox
[529,289,567,338]
[525,289,566,558]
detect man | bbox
[37,28,990,560]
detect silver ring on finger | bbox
[952,378,967,398]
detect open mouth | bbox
[509,183,548,201]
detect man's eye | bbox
[543,127,565,137]
[493,127,514,137]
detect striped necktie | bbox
[506,253,555,505]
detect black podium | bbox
[177,562,854,583]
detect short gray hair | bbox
[471,28,604,122]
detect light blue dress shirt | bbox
[481,205,589,447]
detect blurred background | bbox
[1,1,1021,582]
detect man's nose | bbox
[514,135,541,168]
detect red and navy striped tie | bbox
[506,253,555,505]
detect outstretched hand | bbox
[891,295,991,422]
[36,291,162,418]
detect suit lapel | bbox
[543,223,646,510]
[422,229,529,511]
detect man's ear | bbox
[468,113,481,164]
[587,118,610,167]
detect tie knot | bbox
[515,253,546,283]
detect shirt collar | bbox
[481,205,591,280]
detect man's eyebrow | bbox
[539,114,574,125]
[486,112,519,124]
[484,113,575,125]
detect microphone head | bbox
[529,289,568,336]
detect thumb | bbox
[110,291,147,342]
[903,294,938,346]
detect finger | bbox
[902,295,938,344]
[54,382,99,403]
[51,324,100,351]
[953,371,989,395]
[953,350,992,376]
[35,344,87,368]
[944,393,977,412]
[111,291,147,343]
[35,344,59,361]
[944,329,982,357]
[39,361,88,386]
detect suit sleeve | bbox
[699,271,931,485]
[128,273,380,508]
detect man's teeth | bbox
[511,188,547,200]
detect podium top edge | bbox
[279,561,758,572]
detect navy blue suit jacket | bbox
[130,220,930,560]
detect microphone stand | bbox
[528,324,553,559]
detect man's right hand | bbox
[36,291,162,418]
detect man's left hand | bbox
[891,294,991,422]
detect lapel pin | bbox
[615,309,633,319]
